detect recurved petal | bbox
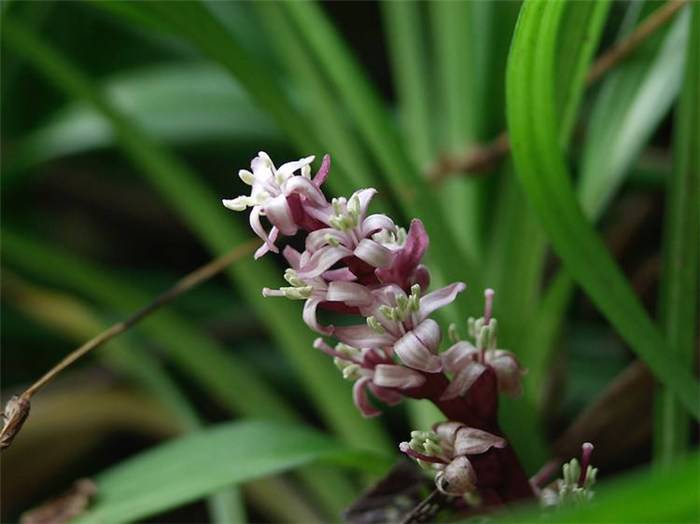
[353,378,381,417]
[265,195,298,236]
[453,427,507,456]
[276,155,315,179]
[334,324,396,348]
[303,297,332,335]
[249,206,279,258]
[394,330,442,373]
[441,341,478,373]
[362,214,396,237]
[367,382,403,406]
[285,175,328,207]
[326,281,375,307]
[354,239,394,268]
[306,228,346,252]
[297,246,353,279]
[417,282,466,322]
[440,361,487,400]
[438,456,477,495]
[373,364,426,389]
[487,350,525,397]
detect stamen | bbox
[578,442,594,487]
[484,288,495,325]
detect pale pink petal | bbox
[303,297,332,334]
[373,364,426,389]
[354,239,394,268]
[312,338,360,363]
[487,350,524,397]
[412,319,441,352]
[417,282,466,322]
[265,195,298,235]
[276,155,315,179]
[353,378,381,417]
[334,324,396,348]
[440,362,487,400]
[353,188,377,216]
[282,246,301,269]
[322,268,357,282]
[438,456,476,495]
[297,246,353,279]
[306,228,347,252]
[312,154,331,187]
[254,226,279,259]
[326,281,374,306]
[434,421,464,444]
[394,331,442,373]
[453,427,507,456]
[251,153,274,179]
[441,341,478,373]
[250,206,278,258]
[285,176,328,207]
[367,382,403,405]
[361,214,396,237]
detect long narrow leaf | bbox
[654,1,699,465]
[75,420,391,524]
[506,0,699,418]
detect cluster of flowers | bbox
[224,152,593,509]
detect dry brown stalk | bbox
[429,0,688,184]
[0,239,257,451]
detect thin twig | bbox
[429,0,688,184]
[1,239,257,450]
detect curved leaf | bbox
[77,420,392,524]
[10,63,281,173]
[506,0,699,418]
[580,7,688,219]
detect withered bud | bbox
[1,394,31,451]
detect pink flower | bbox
[333,282,466,373]
[222,152,330,258]
[313,339,425,417]
[399,421,507,496]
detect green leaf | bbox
[380,1,434,169]
[76,420,392,524]
[506,0,699,418]
[654,1,699,465]
[429,0,483,259]
[492,452,700,523]
[7,63,282,176]
[579,6,688,219]
[251,2,375,194]
[554,1,611,143]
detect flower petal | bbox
[322,268,357,282]
[362,214,396,237]
[334,324,396,348]
[373,364,426,389]
[487,350,525,397]
[265,195,298,235]
[412,319,441,352]
[297,246,353,279]
[367,382,403,406]
[249,206,279,258]
[354,239,394,268]
[312,154,331,187]
[453,427,507,456]
[276,155,315,179]
[353,378,381,417]
[306,228,347,252]
[303,297,332,335]
[375,219,429,289]
[394,330,442,373]
[441,341,478,373]
[433,421,464,444]
[417,282,466,323]
[440,362,487,400]
[438,456,476,495]
[285,175,328,207]
[282,246,302,269]
[326,281,374,307]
